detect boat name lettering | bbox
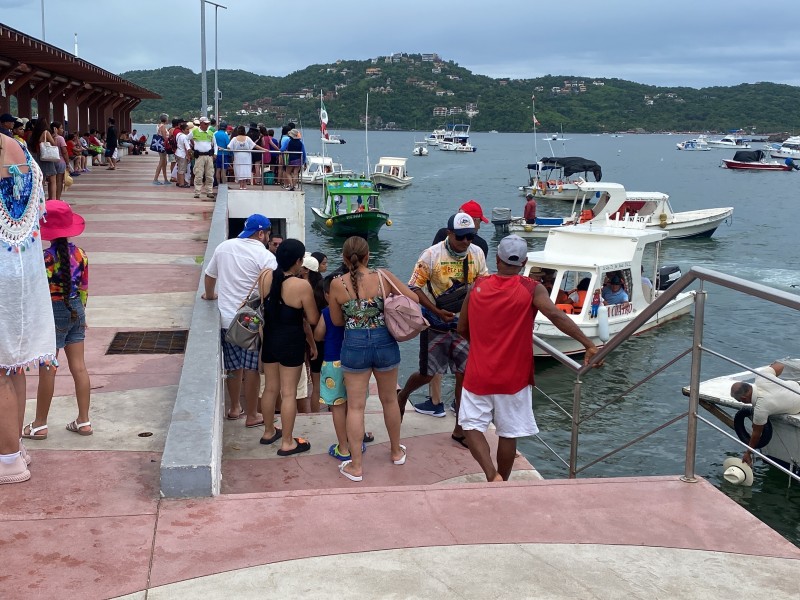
[608,303,633,318]
[605,262,631,271]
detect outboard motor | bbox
[492,207,512,235]
[656,265,681,291]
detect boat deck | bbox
[4,155,798,599]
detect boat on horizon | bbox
[676,136,710,151]
[438,123,477,152]
[706,134,751,149]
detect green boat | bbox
[311,176,391,238]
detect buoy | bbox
[325,219,333,228]
[597,305,610,342]
[386,219,393,226]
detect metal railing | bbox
[218,149,305,190]
[533,266,800,484]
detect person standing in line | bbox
[268,233,283,255]
[457,235,599,482]
[189,117,217,199]
[105,117,118,171]
[524,192,537,224]
[0,113,14,138]
[203,214,277,427]
[0,133,56,485]
[152,113,170,185]
[280,129,307,191]
[24,200,93,439]
[397,213,489,448]
[174,122,192,188]
[327,236,416,481]
[29,117,57,198]
[213,121,230,187]
[258,239,320,456]
[227,126,267,190]
[50,122,69,199]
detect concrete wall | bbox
[159,189,228,498]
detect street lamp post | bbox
[200,0,227,120]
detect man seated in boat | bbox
[730,360,800,466]
[601,275,629,305]
[542,269,570,304]
[568,277,591,311]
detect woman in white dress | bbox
[227,126,267,189]
[0,134,56,485]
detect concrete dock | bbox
[3,154,798,599]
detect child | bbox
[314,276,371,460]
[23,200,92,440]
[590,288,602,318]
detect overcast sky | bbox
[2,0,798,88]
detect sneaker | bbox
[412,398,446,418]
[449,402,457,414]
[193,193,200,198]
[0,455,31,485]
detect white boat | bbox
[412,141,429,156]
[507,181,733,240]
[300,155,354,186]
[681,361,800,473]
[425,128,447,146]
[676,136,710,151]
[543,133,571,142]
[706,134,751,149]
[520,156,602,201]
[438,124,477,152]
[770,136,800,161]
[370,156,413,189]
[319,92,346,145]
[523,224,695,357]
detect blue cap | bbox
[238,214,272,238]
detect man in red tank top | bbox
[457,235,599,482]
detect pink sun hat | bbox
[39,200,86,240]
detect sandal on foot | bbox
[339,460,362,482]
[363,432,375,443]
[22,423,48,440]
[329,443,350,461]
[451,434,469,449]
[259,428,282,445]
[245,419,265,428]
[226,410,244,421]
[66,420,93,436]
[393,444,407,465]
[277,437,311,456]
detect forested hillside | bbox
[121,56,800,133]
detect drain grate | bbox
[107,330,188,355]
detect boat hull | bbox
[370,173,413,189]
[533,293,694,357]
[311,207,388,238]
[722,160,793,171]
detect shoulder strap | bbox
[379,269,403,296]
[338,274,355,300]
[463,255,469,283]
[377,269,387,299]
[252,268,272,304]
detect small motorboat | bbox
[425,127,446,146]
[311,176,389,238]
[300,155,354,185]
[370,156,413,189]
[676,137,710,151]
[523,223,695,357]
[520,156,603,201]
[438,124,477,152]
[770,136,800,161]
[412,141,429,156]
[706,134,751,149]
[722,150,798,171]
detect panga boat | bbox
[722,150,798,171]
[311,176,390,238]
[370,157,413,189]
[300,155,354,185]
[523,224,695,357]
[681,360,800,475]
[412,141,429,156]
[706,134,751,149]
[676,137,710,151]
[505,181,733,240]
[521,156,603,201]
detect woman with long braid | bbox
[24,200,92,440]
[258,239,320,456]
[328,236,419,482]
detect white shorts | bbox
[459,385,539,439]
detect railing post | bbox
[569,376,582,478]
[682,283,706,483]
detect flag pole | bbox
[532,94,538,160]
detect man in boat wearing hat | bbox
[730,360,800,466]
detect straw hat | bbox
[722,457,753,486]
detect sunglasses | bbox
[455,233,476,242]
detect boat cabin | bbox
[372,157,408,179]
[323,177,381,216]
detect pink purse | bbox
[377,269,428,341]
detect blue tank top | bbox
[322,308,344,361]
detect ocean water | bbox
[138,125,800,545]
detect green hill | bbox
[121,57,800,133]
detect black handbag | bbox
[429,256,470,313]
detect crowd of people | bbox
[149,115,308,196]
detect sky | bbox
[1,0,799,89]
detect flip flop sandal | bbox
[363,432,375,443]
[22,422,48,440]
[226,411,244,421]
[339,460,362,482]
[66,420,93,436]
[259,428,282,445]
[451,434,469,449]
[392,444,407,465]
[276,437,311,456]
[245,419,265,428]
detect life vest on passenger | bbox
[572,289,587,309]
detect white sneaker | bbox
[0,455,31,485]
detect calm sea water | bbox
[138,125,800,545]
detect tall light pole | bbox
[200,1,227,119]
[40,0,46,40]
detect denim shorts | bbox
[340,327,400,373]
[53,299,86,349]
